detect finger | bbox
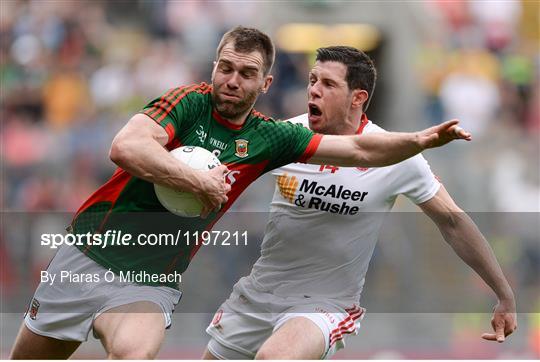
[504,320,517,336]
[200,206,210,219]
[219,165,230,175]
[198,197,217,218]
[435,119,459,132]
[443,119,460,127]
[451,126,472,140]
[212,195,228,213]
[224,183,232,193]
[481,333,498,341]
[495,324,505,342]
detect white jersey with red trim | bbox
[249,113,440,302]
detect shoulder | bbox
[252,113,309,130]
[164,82,213,104]
[251,109,273,122]
[160,82,212,96]
[362,121,385,135]
[179,82,212,100]
[181,82,212,94]
[284,113,309,127]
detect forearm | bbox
[352,132,423,167]
[110,136,203,193]
[309,120,468,167]
[438,213,515,302]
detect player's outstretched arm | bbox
[307,119,471,167]
[110,113,230,216]
[419,186,517,342]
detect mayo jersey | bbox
[69,83,321,288]
[249,113,440,301]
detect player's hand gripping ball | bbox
[155,146,221,217]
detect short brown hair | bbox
[216,26,275,75]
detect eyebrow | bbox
[218,58,260,72]
[308,72,340,84]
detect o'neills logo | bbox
[234,139,249,158]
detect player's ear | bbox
[261,75,273,94]
[351,89,369,110]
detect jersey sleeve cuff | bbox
[414,180,441,204]
[139,111,176,143]
[297,134,323,163]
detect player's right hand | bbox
[417,119,472,149]
[196,165,231,218]
[481,299,517,343]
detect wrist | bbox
[168,165,205,194]
[497,290,516,306]
[413,132,425,151]
[186,169,206,195]
[499,294,515,305]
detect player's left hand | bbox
[481,299,517,343]
[417,119,472,149]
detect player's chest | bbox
[179,120,267,165]
[276,163,395,214]
[178,120,268,189]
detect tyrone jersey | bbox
[69,83,322,288]
[249,113,440,301]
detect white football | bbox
[155,146,221,217]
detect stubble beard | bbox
[313,108,350,135]
[212,89,259,120]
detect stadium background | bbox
[1,0,539,359]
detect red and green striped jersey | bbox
[70,82,322,288]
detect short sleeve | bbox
[260,121,322,172]
[392,154,441,204]
[140,83,209,144]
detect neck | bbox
[212,109,252,130]
[225,110,252,126]
[338,111,364,135]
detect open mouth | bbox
[308,103,322,117]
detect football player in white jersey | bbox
[203,46,517,359]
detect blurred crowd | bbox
[416,0,539,212]
[1,0,538,358]
[2,1,538,212]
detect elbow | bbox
[354,154,373,168]
[353,143,393,168]
[352,144,374,168]
[438,208,466,237]
[352,151,387,168]
[109,135,131,166]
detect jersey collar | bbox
[356,113,369,135]
[212,110,246,130]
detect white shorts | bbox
[206,277,365,359]
[24,245,182,342]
